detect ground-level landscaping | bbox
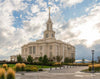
[82,64,100,73]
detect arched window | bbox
[33,46,36,54]
[40,46,42,50]
[29,46,32,54]
[50,45,52,49]
[46,34,48,38]
[52,34,54,37]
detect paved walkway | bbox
[16,66,100,79]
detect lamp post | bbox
[91,49,94,73]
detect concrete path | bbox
[16,66,100,79]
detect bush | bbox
[15,63,21,71]
[65,63,91,66]
[7,68,15,79]
[21,63,26,71]
[38,69,43,71]
[2,64,8,70]
[88,64,100,71]
[53,62,61,66]
[25,66,38,72]
[0,68,6,79]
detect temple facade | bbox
[11,8,75,62]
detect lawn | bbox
[0,64,54,69]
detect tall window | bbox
[33,46,36,54]
[47,25,49,30]
[71,53,74,59]
[40,46,42,50]
[29,46,32,54]
[50,45,52,49]
[46,34,48,38]
[25,48,27,53]
[52,34,54,37]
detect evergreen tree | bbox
[56,56,63,62]
[82,58,85,63]
[17,55,23,63]
[42,55,48,65]
[27,55,33,64]
[38,57,43,63]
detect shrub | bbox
[38,69,43,71]
[15,63,21,71]
[53,62,61,66]
[88,64,100,71]
[0,68,6,79]
[2,64,8,70]
[7,68,15,79]
[25,66,38,72]
[21,63,26,71]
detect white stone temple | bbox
[10,8,75,62]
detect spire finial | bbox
[49,7,50,19]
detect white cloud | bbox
[56,3,100,47]
[31,5,40,13]
[60,0,84,7]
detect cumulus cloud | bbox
[56,3,100,47]
[60,0,84,7]
[0,0,100,60]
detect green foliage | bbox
[38,69,43,71]
[82,58,85,63]
[17,55,23,63]
[27,55,33,64]
[25,66,38,72]
[64,57,75,63]
[97,56,100,63]
[56,56,63,62]
[64,57,70,63]
[42,55,48,65]
[38,57,43,63]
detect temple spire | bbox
[46,7,52,24]
[49,7,50,19]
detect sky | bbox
[0,0,100,61]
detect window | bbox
[40,46,42,50]
[71,53,74,58]
[47,26,49,30]
[29,46,32,54]
[52,34,54,37]
[25,48,27,52]
[46,34,48,38]
[33,46,36,54]
[50,45,52,49]
[40,52,42,56]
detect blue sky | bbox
[0,0,100,61]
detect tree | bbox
[82,58,85,63]
[56,56,63,62]
[38,57,43,63]
[64,57,70,63]
[17,55,23,62]
[27,55,33,64]
[42,55,48,65]
[97,56,100,63]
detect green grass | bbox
[0,64,54,69]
